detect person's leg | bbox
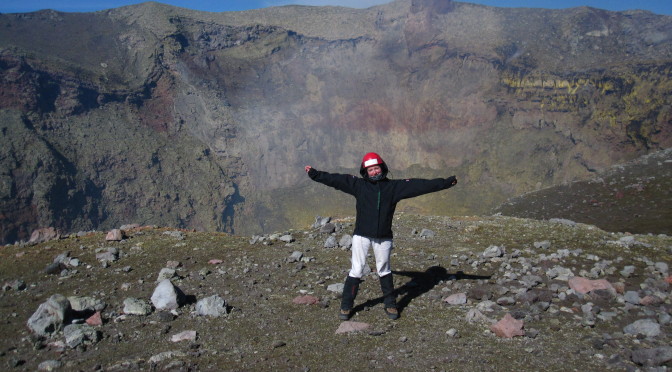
[348,235,370,278]
[373,239,399,319]
[372,238,393,277]
[379,273,398,318]
[340,235,370,320]
[340,276,361,320]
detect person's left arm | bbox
[394,176,457,201]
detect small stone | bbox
[640,295,663,306]
[419,229,435,239]
[170,330,197,342]
[443,293,467,305]
[288,251,303,263]
[624,291,641,305]
[162,230,185,240]
[320,223,336,234]
[44,262,63,275]
[324,236,338,248]
[533,241,551,250]
[620,266,636,277]
[335,321,370,334]
[279,234,294,243]
[465,308,491,323]
[568,276,615,295]
[156,311,175,322]
[292,295,319,305]
[196,295,228,317]
[149,351,188,364]
[2,279,26,291]
[496,296,516,306]
[37,360,62,371]
[68,296,105,312]
[64,323,100,348]
[123,298,152,316]
[654,262,669,274]
[623,319,661,337]
[549,218,576,226]
[327,283,344,293]
[525,328,540,338]
[546,266,575,281]
[313,216,331,228]
[95,248,119,263]
[582,315,596,328]
[631,346,672,367]
[156,268,177,282]
[339,234,353,249]
[85,312,103,326]
[482,245,504,258]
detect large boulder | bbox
[151,279,185,310]
[27,294,71,337]
[63,324,100,348]
[123,298,152,315]
[28,227,60,244]
[196,295,228,317]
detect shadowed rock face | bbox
[0,0,671,243]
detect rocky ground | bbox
[495,148,672,236]
[1,213,671,371]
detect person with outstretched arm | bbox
[305,152,457,320]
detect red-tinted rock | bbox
[105,229,125,241]
[86,312,103,326]
[640,295,664,306]
[292,295,319,305]
[28,227,59,244]
[568,276,615,295]
[490,313,525,338]
[335,321,371,334]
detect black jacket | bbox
[308,168,456,239]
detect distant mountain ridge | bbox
[0,0,671,244]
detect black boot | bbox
[379,274,399,320]
[340,276,361,320]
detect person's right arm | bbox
[305,166,358,196]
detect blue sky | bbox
[0,0,670,15]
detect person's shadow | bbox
[352,266,491,316]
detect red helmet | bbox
[359,152,389,179]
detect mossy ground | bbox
[0,214,670,371]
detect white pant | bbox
[349,235,393,278]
